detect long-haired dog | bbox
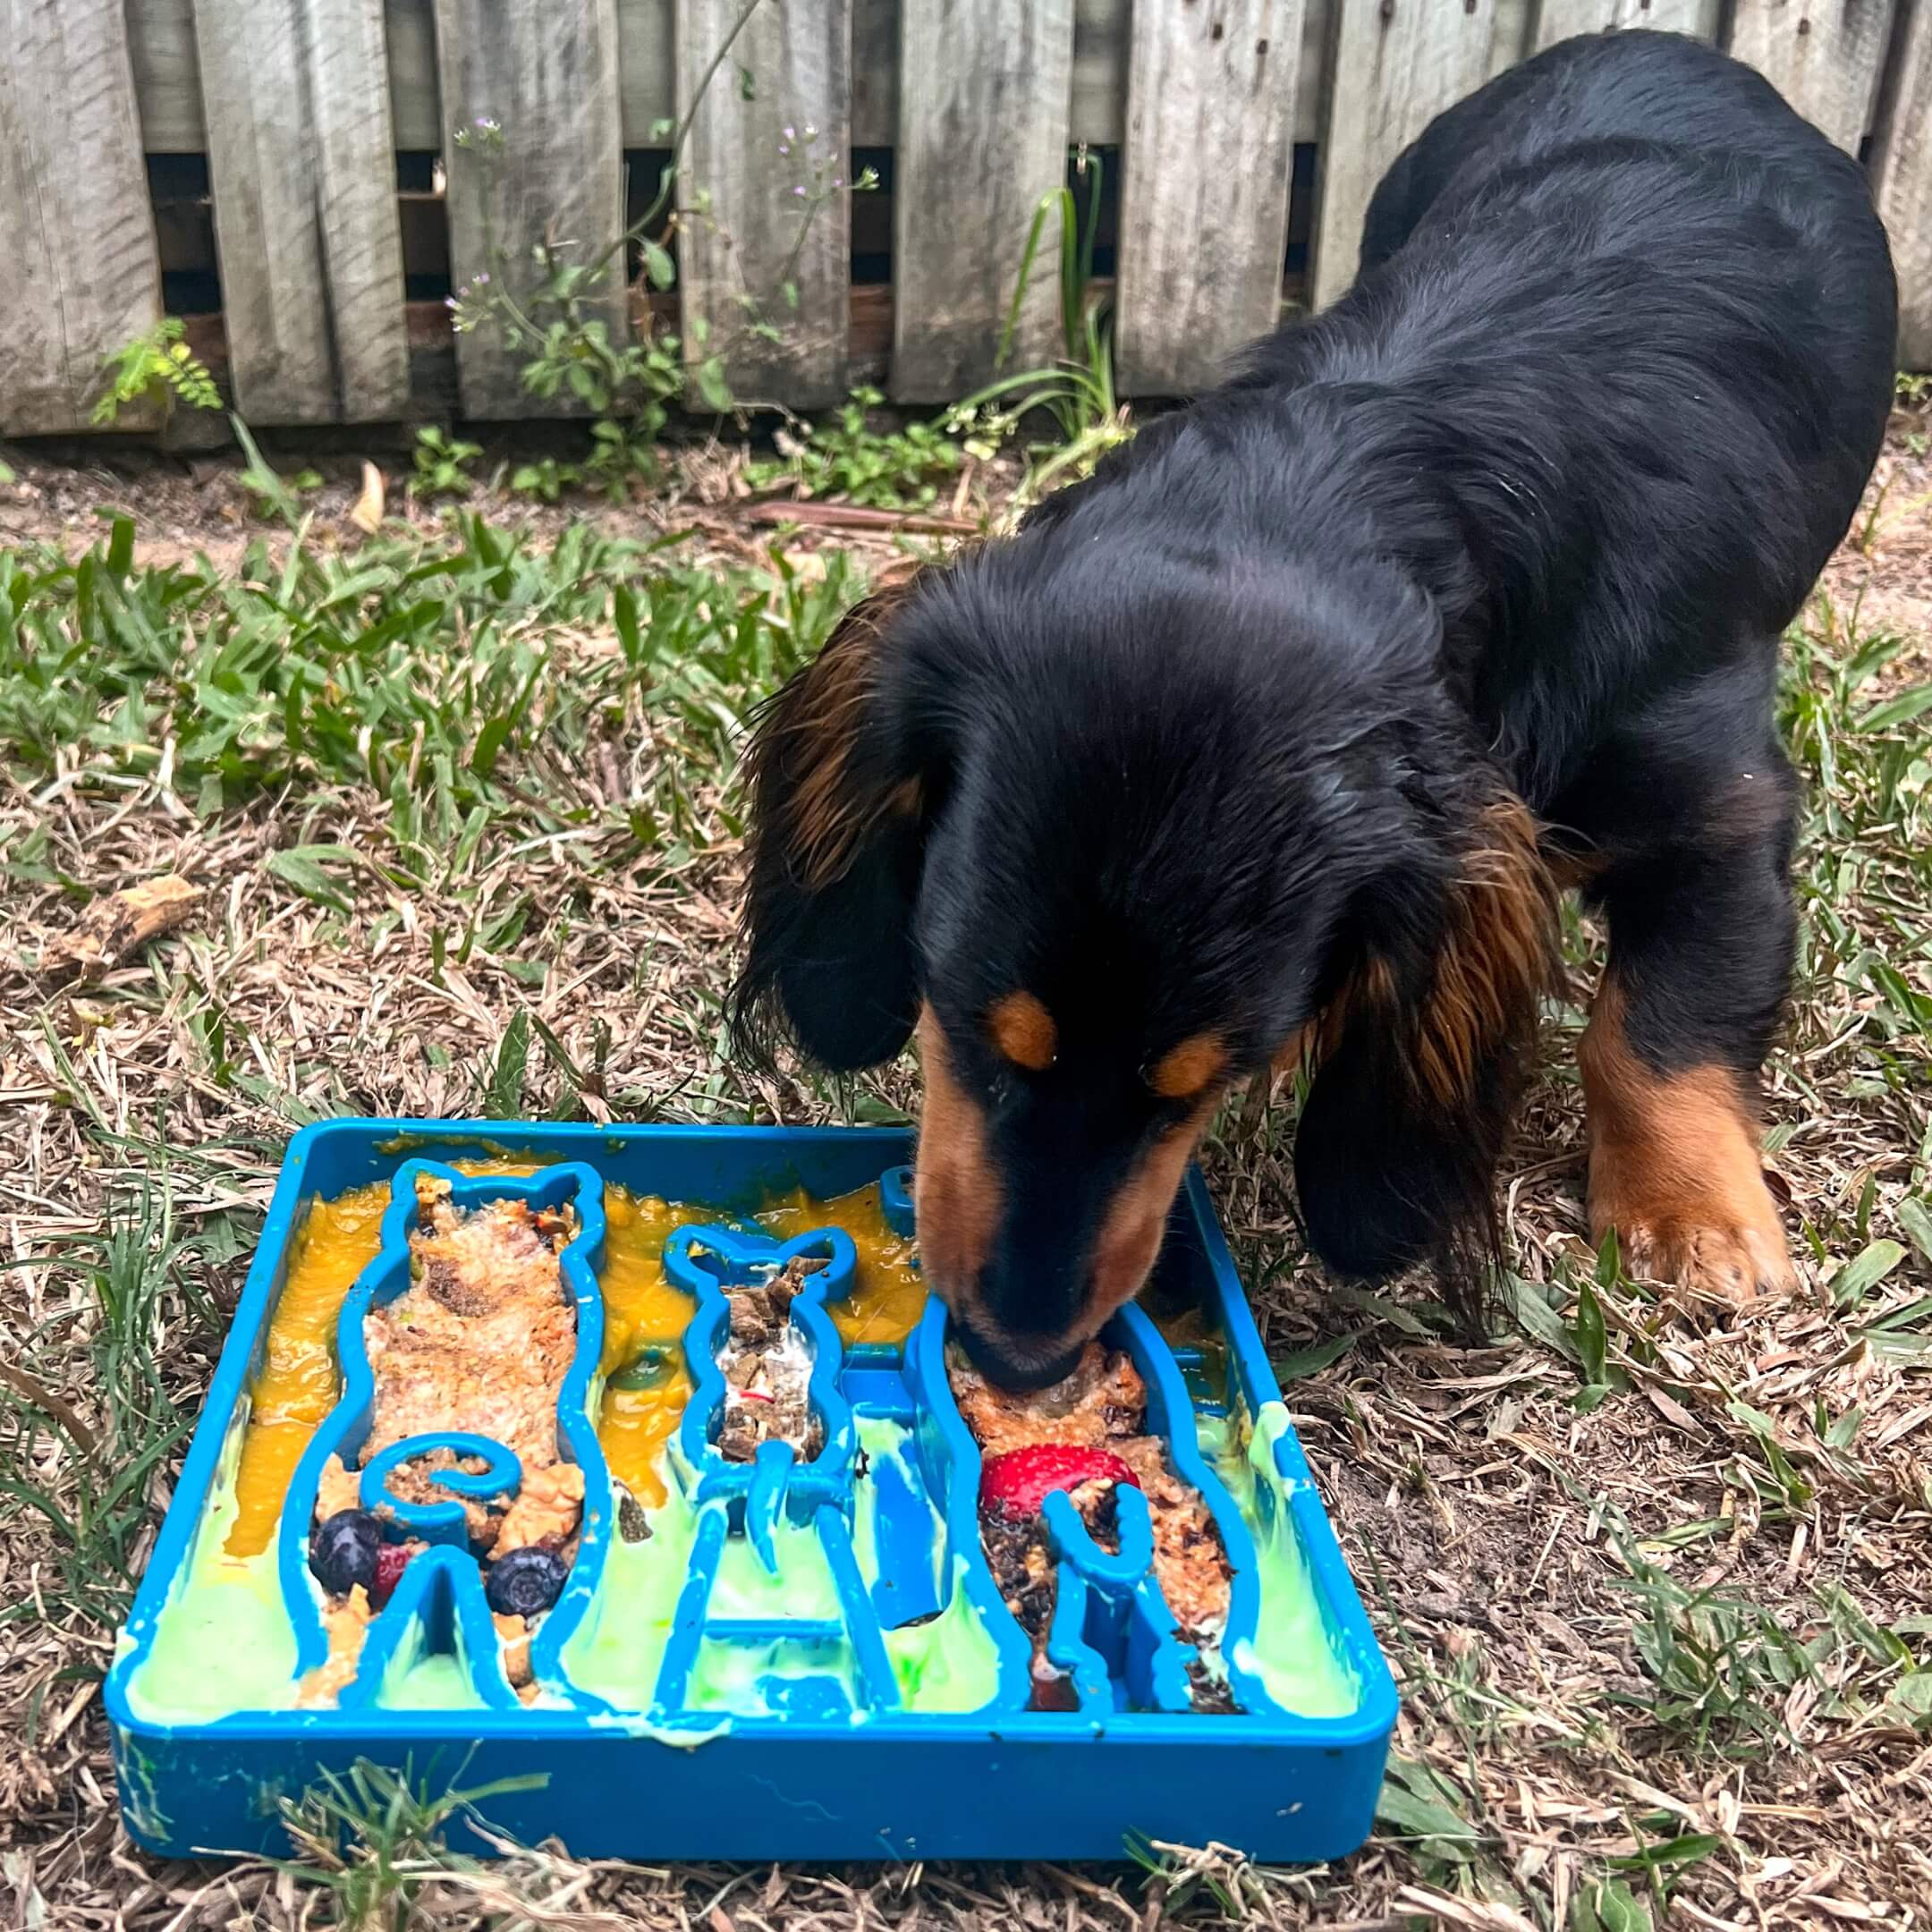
[733,30,1897,1388]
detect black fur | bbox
[733,30,1895,1375]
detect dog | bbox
[733,30,1897,1389]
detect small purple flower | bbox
[777,143,789,156]
[783,125,795,140]
[445,294,458,309]
[832,176,843,189]
[792,184,805,197]
[475,271,489,285]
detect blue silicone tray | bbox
[108,1121,1396,1861]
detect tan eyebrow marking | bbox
[987,991,1057,1072]
[1148,1033,1226,1099]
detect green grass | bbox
[0,1175,220,1639]
[272,1759,549,1928]
[0,515,860,886]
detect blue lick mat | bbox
[107,1120,1396,1862]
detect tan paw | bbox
[1598,1204,1796,1306]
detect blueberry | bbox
[487,1546,568,1617]
[309,1509,381,1597]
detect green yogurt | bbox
[1220,1403,1359,1718]
[124,1438,301,1724]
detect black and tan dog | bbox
[733,30,1897,1388]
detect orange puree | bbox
[594,1190,699,1508]
[758,1183,927,1347]
[225,1182,391,1555]
[223,1167,928,1540]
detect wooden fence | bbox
[3,0,1929,436]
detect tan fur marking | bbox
[1412,796,1559,1108]
[784,597,902,889]
[755,572,925,894]
[987,991,1058,1072]
[1085,1088,1224,1332]
[1148,1033,1225,1100]
[1580,979,1795,1301]
[913,1009,1004,1324]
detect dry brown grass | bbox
[2,419,1930,1928]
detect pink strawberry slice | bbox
[979,1444,1140,1518]
[370,1540,417,1608]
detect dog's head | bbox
[733,529,1552,1385]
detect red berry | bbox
[979,1444,1139,1519]
[370,1540,416,1608]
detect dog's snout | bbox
[950,1306,1084,1392]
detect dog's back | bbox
[1360,30,1882,282]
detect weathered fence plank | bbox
[194,0,410,424]
[1874,0,1932,367]
[0,0,163,434]
[1728,0,1895,152]
[433,0,626,418]
[1531,0,1713,50]
[1312,0,1502,310]
[891,0,1076,402]
[677,0,852,410]
[1115,0,1300,396]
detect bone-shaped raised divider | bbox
[907,1294,1286,1716]
[646,1223,901,1719]
[275,1160,611,1708]
[902,1299,1063,1715]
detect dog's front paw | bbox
[1581,1038,1798,1309]
[1597,1200,1796,1305]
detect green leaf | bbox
[1859,683,1932,731]
[265,844,355,913]
[1374,1779,1479,1865]
[486,1010,530,1115]
[1271,1333,1356,1384]
[1510,1274,1580,1361]
[1897,1198,1932,1267]
[641,240,676,291]
[692,355,733,414]
[470,714,516,777]
[1829,1239,1906,1309]
[1572,1276,1608,1383]
[1883,1669,1932,1724]
[1573,1877,1653,1932]
[613,583,644,665]
[1610,1831,1724,1873]
[104,512,135,578]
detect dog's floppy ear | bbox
[1296,784,1557,1321]
[731,564,936,1072]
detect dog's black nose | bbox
[951,1309,1083,1393]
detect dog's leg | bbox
[1578,747,1800,1302]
